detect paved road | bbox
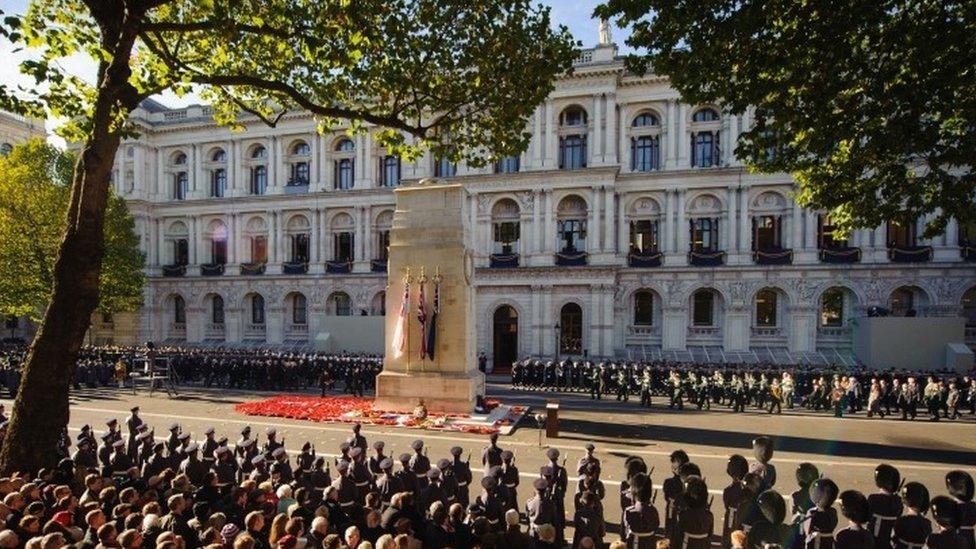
[17,379,974,542]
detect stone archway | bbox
[492,305,519,372]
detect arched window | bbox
[331,214,355,262]
[692,290,715,326]
[692,108,720,122]
[292,294,308,325]
[212,296,225,324]
[755,289,778,327]
[380,155,400,187]
[334,139,355,189]
[173,296,186,324]
[173,171,188,200]
[692,131,717,167]
[634,291,654,326]
[250,146,267,159]
[211,168,226,198]
[963,288,976,327]
[211,149,226,162]
[821,288,845,327]
[491,199,520,256]
[329,292,352,316]
[173,152,187,165]
[290,160,310,185]
[251,295,266,325]
[286,216,311,263]
[556,196,588,253]
[559,303,583,354]
[292,141,311,156]
[250,165,267,195]
[207,221,228,265]
[632,113,659,127]
[560,107,587,127]
[374,211,393,262]
[372,291,387,316]
[335,139,355,152]
[889,287,917,317]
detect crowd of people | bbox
[0,411,972,549]
[509,359,976,420]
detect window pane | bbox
[821,289,844,327]
[634,292,654,325]
[251,236,267,263]
[755,290,778,327]
[630,220,659,253]
[692,291,714,326]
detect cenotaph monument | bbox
[374,178,485,413]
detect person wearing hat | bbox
[450,446,472,508]
[97,433,115,471]
[105,418,122,443]
[623,471,659,548]
[803,477,839,549]
[835,490,873,549]
[664,449,690,538]
[235,426,252,461]
[271,446,294,484]
[350,423,367,452]
[179,442,207,486]
[417,467,446,514]
[71,437,98,470]
[238,438,258,477]
[792,462,820,522]
[109,439,133,475]
[723,454,750,547]
[946,470,976,549]
[213,446,238,487]
[750,436,777,492]
[141,442,167,479]
[525,475,555,540]
[125,407,143,462]
[349,447,371,505]
[394,453,417,496]
[166,423,181,456]
[482,433,503,469]
[673,476,713,549]
[332,460,358,520]
[893,481,932,549]
[869,464,904,549]
[368,441,386,477]
[477,475,504,532]
[436,458,459,506]
[262,428,283,459]
[543,447,568,545]
[576,443,600,476]
[408,440,431,492]
[926,495,969,549]
[374,458,401,509]
[295,442,316,486]
[249,454,269,484]
[498,451,519,512]
[747,489,792,548]
[201,427,218,467]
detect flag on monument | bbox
[391,280,409,359]
[417,280,428,360]
[425,278,439,360]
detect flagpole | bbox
[405,267,411,374]
[433,265,442,373]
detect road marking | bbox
[63,403,973,472]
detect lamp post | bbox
[554,322,561,361]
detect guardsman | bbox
[927,495,969,549]
[180,442,208,486]
[451,446,472,508]
[577,443,600,476]
[722,455,749,546]
[332,460,358,521]
[747,490,793,548]
[623,472,660,548]
[214,446,238,487]
[125,407,143,460]
[142,442,168,479]
[664,450,690,537]
[109,439,132,475]
[673,476,713,549]
[263,427,284,458]
[166,423,181,456]
[836,490,874,549]
[544,447,568,545]
[271,446,293,484]
[408,440,430,491]
[396,453,417,496]
[640,368,653,407]
[375,457,400,508]
[72,437,97,470]
[669,370,684,409]
[526,477,555,540]
[235,425,252,461]
[482,432,503,469]
[869,464,903,549]
[349,447,371,504]
[804,478,839,549]
[368,441,386,476]
[308,457,331,504]
[616,366,629,402]
[438,458,459,506]
[201,427,218,467]
[945,470,976,549]
[751,436,777,491]
[350,422,367,452]
[418,467,446,513]
[500,451,519,511]
[590,363,603,400]
[481,475,505,532]
[892,482,931,549]
[296,442,316,485]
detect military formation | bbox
[510,359,976,420]
[7,411,969,549]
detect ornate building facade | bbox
[89,41,976,368]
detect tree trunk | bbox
[0,8,139,474]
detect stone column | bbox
[224,307,242,343]
[228,214,238,265]
[530,189,541,263]
[544,99,556,168]
[603,187,615,254]
[605,93,618,165]
[587,291,600,357]
[543,190,554,256]
[738,187,751,253]
[677,104,689,166]
[267,212,281,274]
[602,286,615,357]
[617,193,628,255]
[531,106,543,169]
[727,114,739,165]
[676,190,687,254]
[723,306,750,352]
[363,205,372,264]
[665,100,677,169]
[155,148,165,200]
[588,188,600,255]
[592,94,603,165]
[156,219,165,267]
[727,187,738,261]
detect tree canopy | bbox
[596,0,976,237]
[0,140,144,320]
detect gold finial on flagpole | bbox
[433,265,442,284]
[419,265,428,284]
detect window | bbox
[212,296,225,325]
[174,153,187,165]
[334,232,354,262]
[692,290,714,326]
[173,172,188,200]
[818,215,847,248]
[963,288,976,327]
[559,135,586,170]
[495,156,520,174]
[632,113,659,127]
[631,135,660,171]
[753,215,782,250]
[380,155,400,187]
[251,146,267,159]
[557,219,586,253]
[212,149,226,162]
[290,162,309,185]
[251,295,266,325]
[692,109,720,122]
[493,221,520,254]
[335,158,354,189]
[887,221,917,247]
[890,288,915,317]
[335,139,354,152]
[292,142,311,156]
[174,296,186,324]
[291,234,309,263]
[331,293,352,316]
[376,230,390,261]
[690,218,718,252]
[0,143,13,156]
[435,156,456,178]
[821,289,844,327]
[691,131,718,167]
[755,289,778,327]
[174,239,189,265]
[630,220,659,254]
[250,166,267,195]
[560,107,587,127]
[250,236,267,263]
[292,294,308,325]
[211,238,227,264]
[634,291,654,326]
[559,303,583,354]
[211,169,226,198]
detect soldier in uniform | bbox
[125,407,143,461]
[395,453,417,496]
[669,370,684,410]
[836,490,874,549]
[946,470,976,549]
[480,475,505,532]
[451,446,472,508]
[616,365,629,402]
[166,423,181,456]
[623,471,660,548]
[926,495,969,549]
[590,363,604,400]
[751,436,777,491]
[869,464,904,549]
[374,457,400,509]
[500,450,519,512]
[368,441,386,477]
[418,467,446,513]
[235,425,252,462]
[350,422,367,452]
[142,442,168,480]
[723,454,749,547]
[262,427,284,458]
[577,443,600,476]
[332,460,359,523]
[180,442,208,486]
[296,442,316,485]
[483,433,503,469]
[804,477,839,549]
[526,477,555,540]
[640,368,653,407]
[271,446,293,484]
[573,490,605,547]
[748,490,793,548]
[201,427,218,468]
[213,446,238,488]
[664,449,690,537]
[409,439,430,491]
[893,481,931,549]
[543,447,568,545]
[349,447,371,504]
[673,475,713,549]
[109,439,132,475]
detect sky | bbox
[0,0,632,128]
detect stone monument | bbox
[374,179,485,413]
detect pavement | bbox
[15,377,975,541]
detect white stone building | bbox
[89,39,976,369]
